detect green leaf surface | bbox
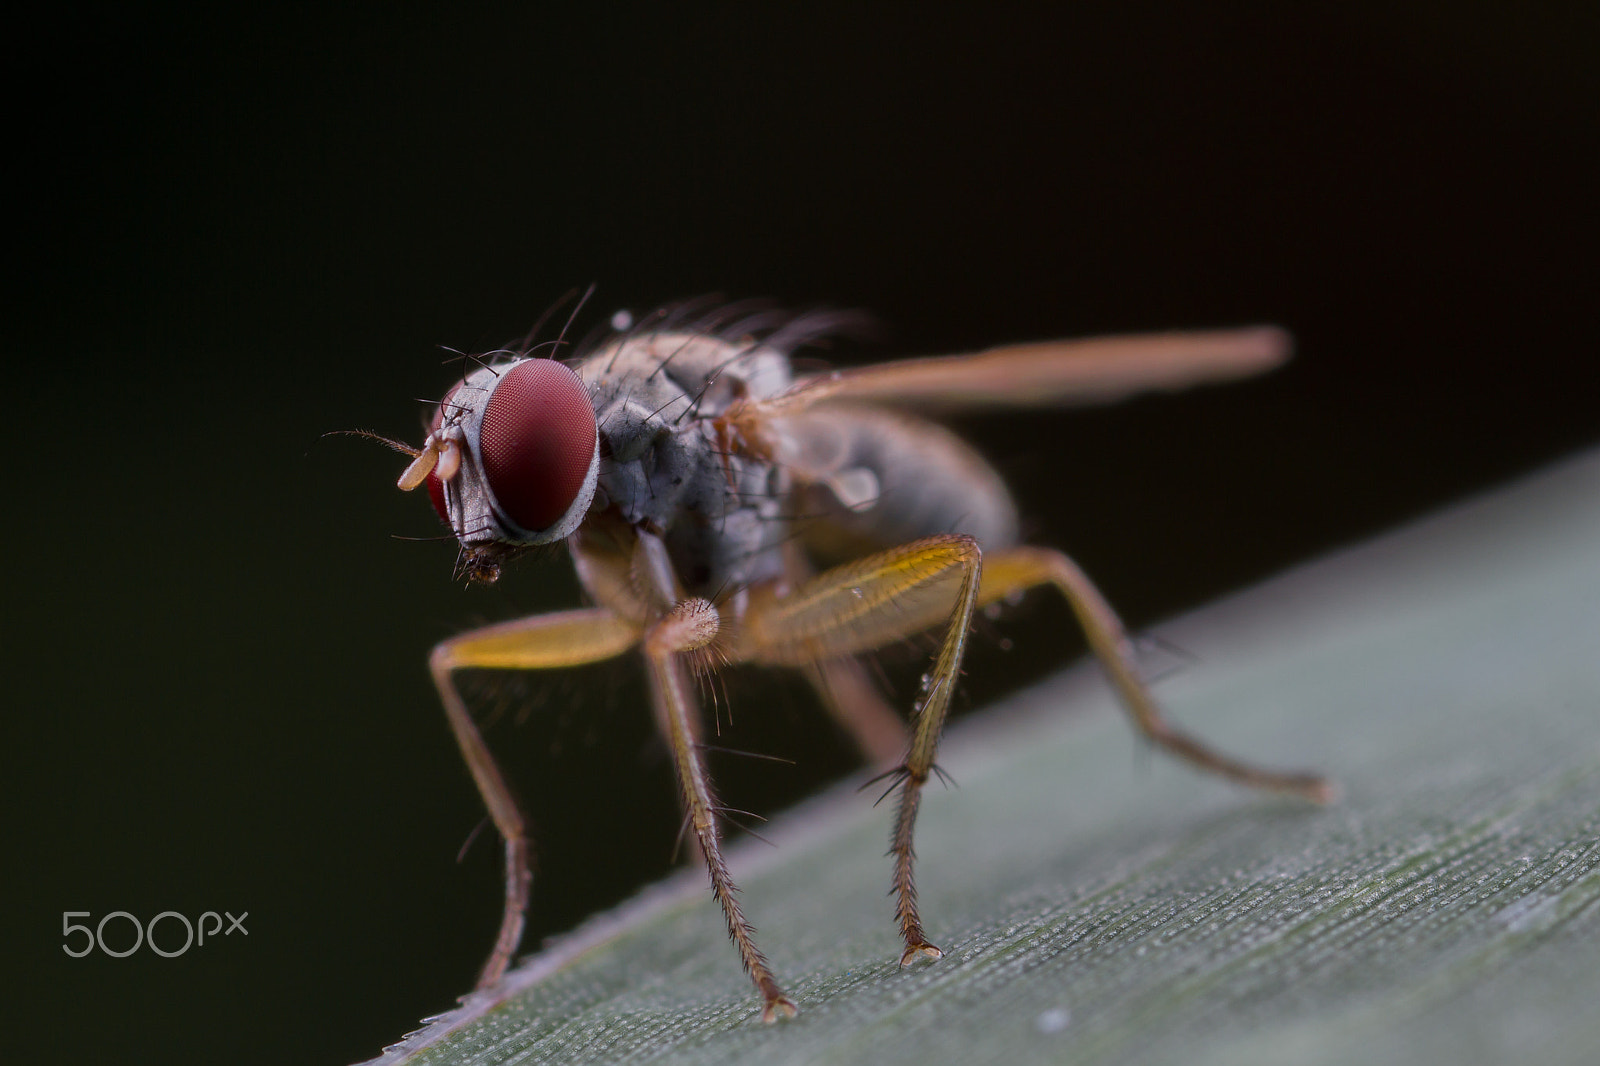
[366,450,1600,1066]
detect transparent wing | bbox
[791,326,1290,413]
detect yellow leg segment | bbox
[735,536,1331,969]
[777,539,909,767]
[430,607,642,988]
[979,547,1335,803]
[738,534,985,963]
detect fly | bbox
[362,300,1333,1022]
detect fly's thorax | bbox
[579,332,794,418]
[578,333,796,596]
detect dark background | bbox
[8,4,1596,1064]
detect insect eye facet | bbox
[477,359,598,534]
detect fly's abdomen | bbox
[784,404,1020,562]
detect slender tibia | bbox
[980,547,1336,803]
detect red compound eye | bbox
[425,467,450,524]
[478,359,597,534]
[424,380,463,524]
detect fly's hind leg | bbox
[430,607,642,988]
[737,534,985,965]
[803,656,909,768]
[733,536,1331,973]
[979,547,1334,803]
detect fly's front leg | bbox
[976,548,1334,802]
[429,608,642,988]
[738,534,984,965]
[643,597,798,1022]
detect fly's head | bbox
[397,357,600,584]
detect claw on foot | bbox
[761,995,799,1023]
[899,942,943,966]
